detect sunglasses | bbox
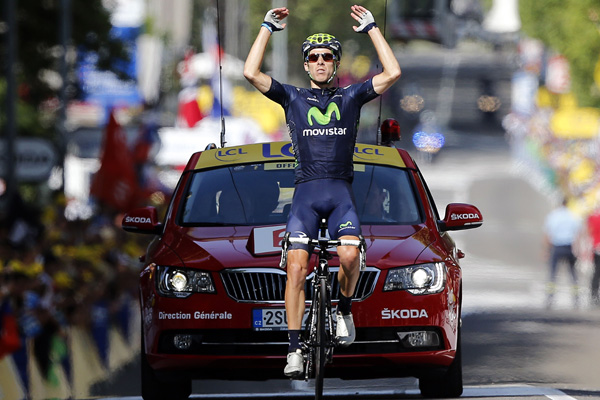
[307,53,335,63]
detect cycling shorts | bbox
[286,179,361,251]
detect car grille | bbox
[220,267,379,303]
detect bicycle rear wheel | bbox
[314,277,327,400]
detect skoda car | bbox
[122,140,483,400]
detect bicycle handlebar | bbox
[279,233,367,271]
[287,237,362,248]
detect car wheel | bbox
[141,330,192,400]
[418,325,463,398]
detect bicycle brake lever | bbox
[279,232,290,269]
[358,235,367,271]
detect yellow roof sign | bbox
[193,142,407,170]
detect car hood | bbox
[362,225,445,267]
[159,224,442,270]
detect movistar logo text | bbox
[302,127,347,136]
[307,102,341,126]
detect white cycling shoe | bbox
[284,349,303,378]
[336,312,356,347]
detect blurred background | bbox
[2,0,600,399]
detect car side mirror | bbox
[438,203,483,232]
[122,207,163,235]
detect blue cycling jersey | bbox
[265,78,379,183]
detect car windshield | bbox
[179,162,422,226]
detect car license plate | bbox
[252,308,309,331]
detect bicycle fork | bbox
[320,262,337,357]
[322,274,335,364]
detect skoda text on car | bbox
[123,141,483,400]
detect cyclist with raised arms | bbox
[244,4,401,378]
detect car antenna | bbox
[216,0,226,148]
[376,0,389,146]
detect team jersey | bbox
[265,78,379,183]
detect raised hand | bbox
[263,7,289,32]
[351,5,377,33]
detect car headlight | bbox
[383,262,446,294]
[156,266,216,298]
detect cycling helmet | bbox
[302,33,342,61]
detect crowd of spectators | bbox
[0,191,149,398]
[504,90,600,309]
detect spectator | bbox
[543,198,583,309]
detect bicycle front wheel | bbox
[314,277,327,400]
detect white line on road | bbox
[188,384,579,399]
[462,384,578,400]
[97,384,579,399]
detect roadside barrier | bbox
[0,309,140,400]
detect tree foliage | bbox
[0,0,129,136]
[519,0,600,107]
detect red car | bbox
[123,140,483,400]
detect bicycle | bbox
[279,220,366,400]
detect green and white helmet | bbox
[302,33,342,61]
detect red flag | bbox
[176,87,203,128]
[90,110,139,212]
